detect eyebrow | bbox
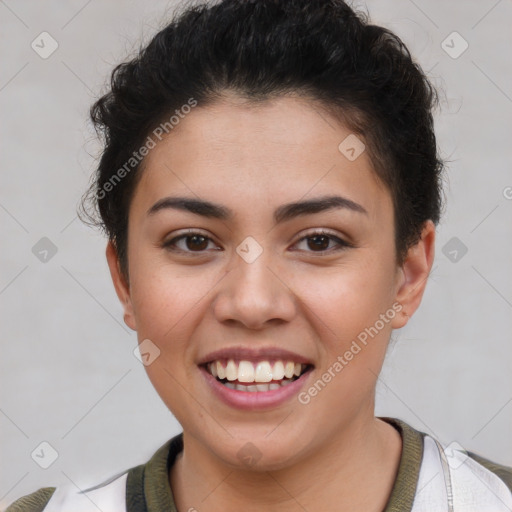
[147,195,368,223]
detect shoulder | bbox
[4,487,56,512]
[434,440,512,509]
[465,450,512,491]
[2,472,130,512]
[382,417,512,511]
[3,434,182,512]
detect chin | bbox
[208,429,313,472]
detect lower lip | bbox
[199,366,313,410]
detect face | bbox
[107,95,434,470]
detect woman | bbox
[6,0,511,510]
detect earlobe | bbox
[391,221,436,329]
[105,242,137,331]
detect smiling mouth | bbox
[202,359,313,392]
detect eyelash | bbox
[162,229,352,256]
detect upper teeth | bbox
[208,360,305,383]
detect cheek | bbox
[129,238,203,320]
[293,267,396,416]
[127,265,205,415]
[128,261,202,355]
[290,255,397,403]
[292,257,397,343]
[128,255,229,371]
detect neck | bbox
[170,415,402,512]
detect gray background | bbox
[1,0,511,507]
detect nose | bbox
[212,247,297,329]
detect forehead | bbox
[132,96,391,224]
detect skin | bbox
[107,94,435,511]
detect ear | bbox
[105,241,137,331]
[391,220,436,329]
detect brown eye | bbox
[293,230,351,254]
[163,232,219,254]
[307,234,331,251]
[186,235,209,251]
